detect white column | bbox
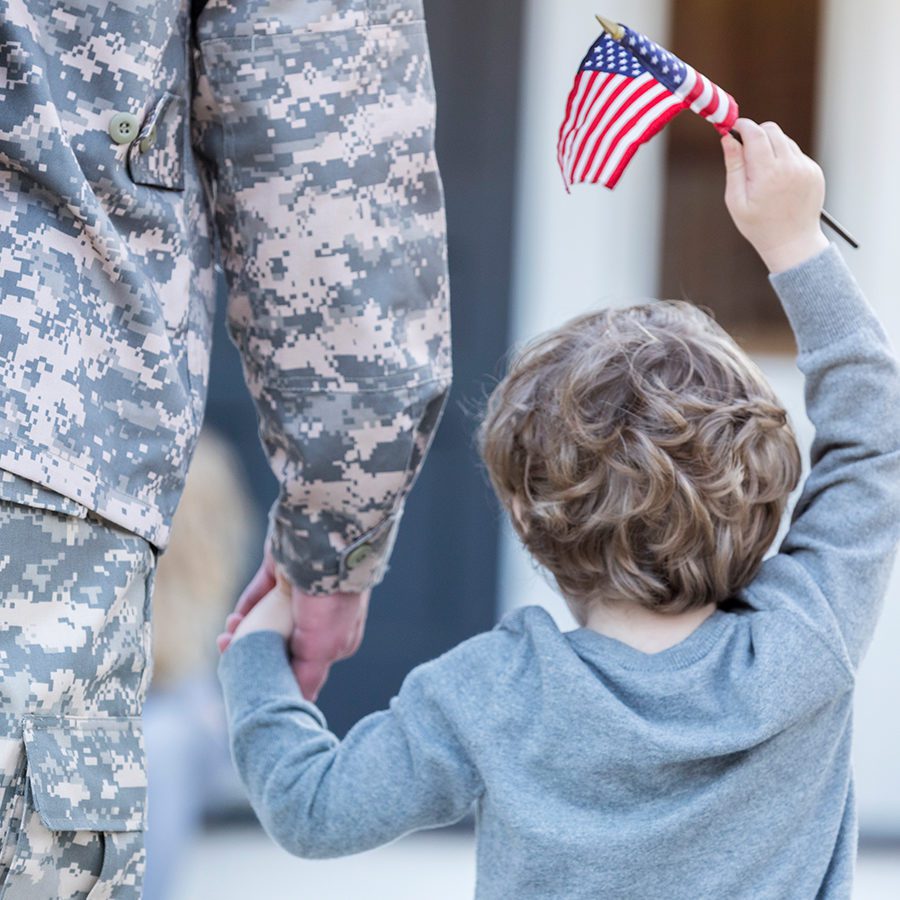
[816,0,900,835]
[501,0,672,624]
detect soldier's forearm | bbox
[264,377,451,594]
[193,3,451,594]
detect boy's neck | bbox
[582,600,718,654]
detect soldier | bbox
[0,0,450,896]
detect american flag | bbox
[558,24,739,190]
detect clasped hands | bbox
[217,543,370,701]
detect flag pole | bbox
[595,15,860,249]
[594,15,625,41]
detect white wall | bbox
[503,0,672,627]
[816,0,900,835]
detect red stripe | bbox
[698,84,722,120]
[571,78,656,182]
[591,88,675,183]
[557,71,600,174]
[557,72,589,164]
[684,72,706,107]
[566,75,629,179]
[603,102,686,188]
[557,72,591,146]
[715,94,739,135]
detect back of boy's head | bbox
[479,301,802,620]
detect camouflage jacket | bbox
[0,0,451,593]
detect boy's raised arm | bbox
[724,119,900,670]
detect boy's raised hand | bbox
[722,118,829,274]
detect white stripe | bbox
[562,73,618,173]
[689,74,714,115]
[673,65,697,101]
[558,72,592,167]
[697,78,722,120]
[563,73,624,174]
[572,73,657,182]
[598,93,684,184]
[582,81,668,183]
[707,85,731,124]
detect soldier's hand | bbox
[217,542,370,700]
[288,587,370,701]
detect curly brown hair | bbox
[479,301,801,618]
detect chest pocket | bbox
[127,90,186,191]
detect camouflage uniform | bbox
[0,472,153,898]
[0,0,450,894]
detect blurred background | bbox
[150,0,900,896]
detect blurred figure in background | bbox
[143,429,258,900]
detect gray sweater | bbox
[219,244,900,899]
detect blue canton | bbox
[580,26,688,95]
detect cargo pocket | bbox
[0,716,147,899]
[127,89,186,191]
[0,471,89,519]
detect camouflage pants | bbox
[0,474,155,899]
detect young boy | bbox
[217,119,900,899]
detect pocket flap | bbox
[127,89,185,191]
[0,471,89,518]
[22,715,147,832]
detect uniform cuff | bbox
[769,243,880,353]
[268,505,402,595]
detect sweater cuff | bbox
[218,631,327,729]
[769,242,878,353]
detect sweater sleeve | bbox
[743,243,900,671]
[218,631,483,858]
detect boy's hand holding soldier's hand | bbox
[224,569,295,645]
[217,563,369,701]
[216,542,370,701]
[722,118,829,274]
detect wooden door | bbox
[659,0,822,352]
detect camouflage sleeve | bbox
[189,1,452,594]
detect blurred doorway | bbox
[659,0,822,353]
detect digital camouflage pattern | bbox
[0,0,451,594]
[0,483,154,899]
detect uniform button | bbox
[108,112,139,145]
[345,543,374,571]
[139,124,158,154]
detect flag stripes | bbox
[558,25,738,190]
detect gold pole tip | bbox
[595,14,625,41]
